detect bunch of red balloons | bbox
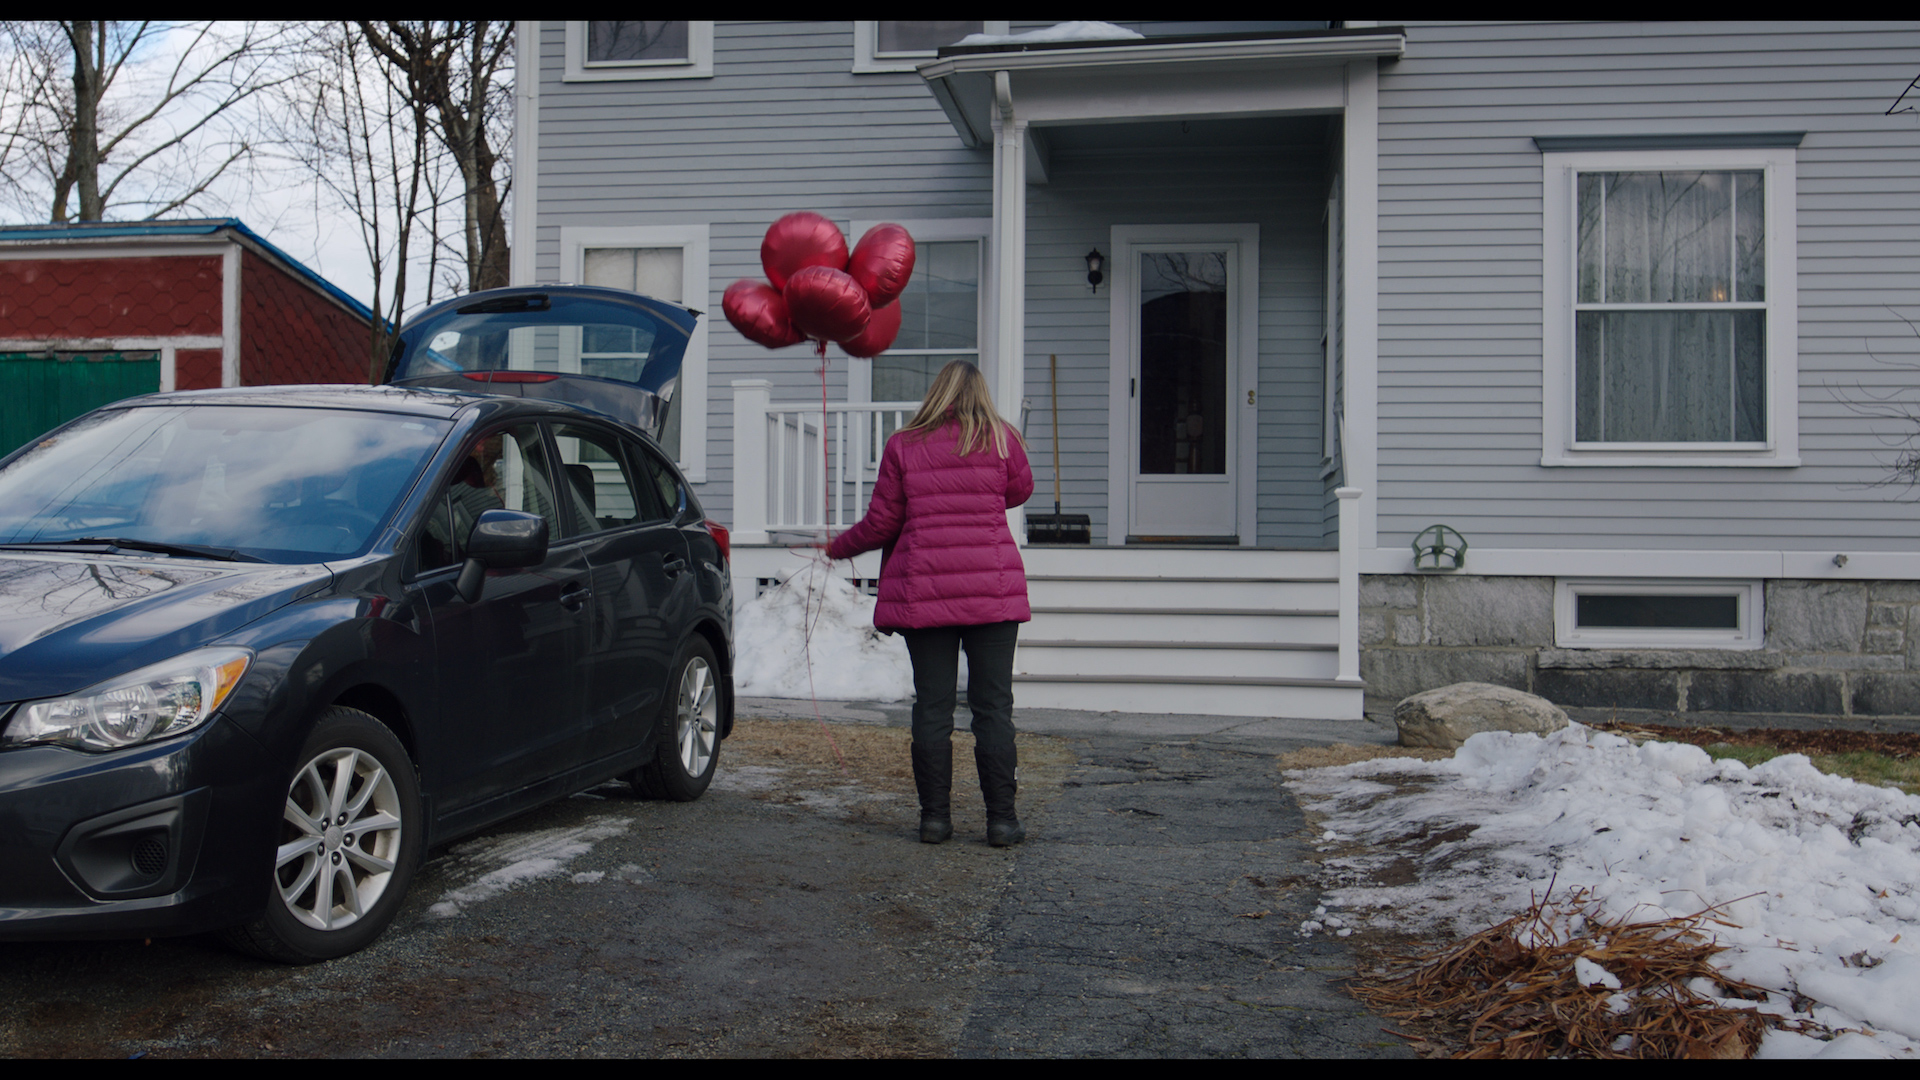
[723,212,915,358]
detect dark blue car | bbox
[0,287,732,962]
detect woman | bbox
[828,360,1035,846]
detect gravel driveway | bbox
[0,701,1411,1058]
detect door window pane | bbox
[1138,251,1228,475]
[552,423,647,534]
[434,425,560,562]
[588,21,688,64]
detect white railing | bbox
[731,379,921,542]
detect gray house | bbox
[513,20,1920,726]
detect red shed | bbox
[0,219,376,452]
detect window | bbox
[1554,579,1763,650]
[565,21,713,81]
[853,21,1006,73]
[551,423,646,535]
[845,219,988,461]
[1541,148,1797,466]
[559,225,710,482]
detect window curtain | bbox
[1574,171,1765,443]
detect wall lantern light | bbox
[1086,248,1104,292]
[1412,524,1468,571]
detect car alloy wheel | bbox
[225,707,421,963]
[630,636,721,802]
[278,745,405,931]
[676,653,717,779]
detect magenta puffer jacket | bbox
[827,420,1034,630]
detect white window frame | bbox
[1541,147,1798,467]
[845,218,990,470]
[564,21,713,82]
[558,224,710,483]
[1554,578,1764,650]
[852,21,1008,74]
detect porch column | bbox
[989,70,1028,542]
[1337,487,1362,683]
[731,378,771,546]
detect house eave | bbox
[918,30,1407,147]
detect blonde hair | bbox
[898,360,1024,457]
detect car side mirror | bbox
[455,509,549,603]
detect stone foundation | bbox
[1360,574,1920,732]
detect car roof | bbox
[104,383,635,429]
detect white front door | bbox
[1111,225,1259,542]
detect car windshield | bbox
[0,405,451,562]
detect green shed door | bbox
[0,352,161,456]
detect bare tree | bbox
[0,21,300,222]
[356,21,513,294]
[273,23,440,381]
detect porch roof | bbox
[917,26,1406,148]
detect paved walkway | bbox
[742,699,1416,1058]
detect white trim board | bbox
[1361,546,1920,580]
[511,20,539,287]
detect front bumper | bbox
[0,716,278,940]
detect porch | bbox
[724,386,1364,720]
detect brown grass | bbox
[1346,886,1821,1059]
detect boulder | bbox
[1394,681,1569,750]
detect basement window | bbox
[1554,579,1762,650]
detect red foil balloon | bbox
[839,297,901,358]
[722,279,804,349]
[760,212,849,292]
[847,224,916,310]
[784,265,871,343]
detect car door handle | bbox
[662,556,688,578]
[560,582,591,611]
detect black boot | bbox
[911,741,953,843]
[975,742,1024,847]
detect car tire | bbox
[224,707,422,964]
[629,636,721,803]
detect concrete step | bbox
[1027,608,1339,644]
[1026,576,1336,609]
[1013,674,1365,720]
[1016,640,1337,680]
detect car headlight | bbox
[2,647,253,752]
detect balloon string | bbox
[803,340,848,775]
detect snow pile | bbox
[733,559,913,701]
[1285,724,1920,1057]
[953,22,1145,47]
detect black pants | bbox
[900,621,1019,756]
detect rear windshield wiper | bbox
[0,537,266,563]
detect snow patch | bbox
[954,22,1145,47]
[733,559,914,701]
[1285,724,1920,1056]
[427,817,628,918]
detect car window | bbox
[550,422,652,535]
[421,424,560,570]
[630,441,684,521]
